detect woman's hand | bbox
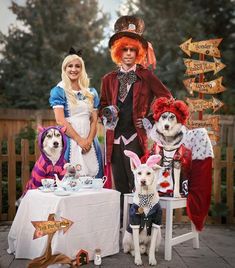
[83,139,93,154]
[76,137,92,154]
[53,108,94,153]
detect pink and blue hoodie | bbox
[24,126,67,194]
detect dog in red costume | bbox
[143,97,213,231]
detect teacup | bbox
[66,179,80,191]
[41,178,55,189]
[92,176,107,189]
[78,176,93,185]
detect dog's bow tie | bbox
[138,193,154,209]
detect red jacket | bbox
[99,65,172,162]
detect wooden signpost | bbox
[32,214,73,239]
[29,214,74,267]
[180,37,226,143]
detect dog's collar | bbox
[162,147,177,152]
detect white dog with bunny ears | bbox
[122,150,162,266]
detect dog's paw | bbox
[149,256,157,266]
[134,256,143,266]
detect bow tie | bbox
[117,70,137,102]
[117,70,137,81]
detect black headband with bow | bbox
[68,47,82,57]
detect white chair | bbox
[123,193,199,261]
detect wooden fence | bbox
[0,109,235,223]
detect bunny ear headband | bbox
[124,150,161,168]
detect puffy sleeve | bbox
[49,86,66,108]
[184,128,214,160]
[89,88,100,109]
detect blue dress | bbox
[49,82,103,178]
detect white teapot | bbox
[54,174,80,191]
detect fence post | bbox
[34,139,40,161]
[8,137,16,220]
[21,139,30,192]
[212,146,222,224]
[226,147,234,223]
[175,209,183,223]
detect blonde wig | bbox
[61,54,93,106]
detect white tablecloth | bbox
[8,188,120,260]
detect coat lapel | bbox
[111,73,119,105]
[132,72,142,115]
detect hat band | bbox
[116,29,142,36]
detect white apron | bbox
[67,95,99,177]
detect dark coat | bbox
[99,65,172,162]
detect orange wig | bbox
[110,37,147,65]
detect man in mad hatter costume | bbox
[99,16,172,215]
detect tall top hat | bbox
[108,15,148,49]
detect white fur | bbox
[151,112,185,198]
[122,154,162,266]
[155,112,182,148]
[173,165,181,198]
[42,128,63,165]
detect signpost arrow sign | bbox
[180,38,223,58]
[185,97,224,113]
[31,214,74,239]
[188,115,220,131]
[183,76,226,94]
[184,58,226,75]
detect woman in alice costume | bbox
[49,49,103,177]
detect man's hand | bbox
[136,118,144,128]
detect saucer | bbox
[54,190,71,196]
[80,185,93,189]
[38,186,55,193]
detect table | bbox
[123,194,199,261]
[8,188,120,260]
